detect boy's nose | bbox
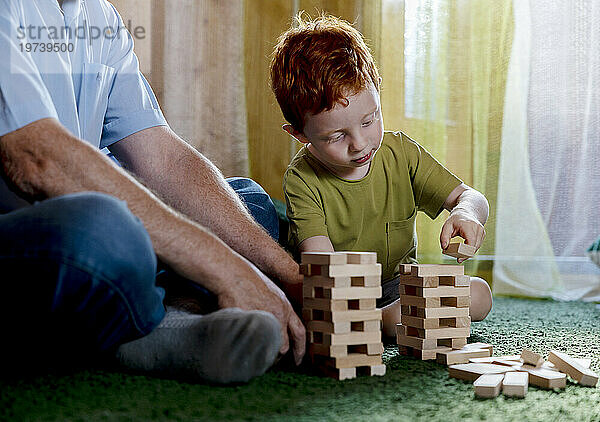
[349,135,369,153]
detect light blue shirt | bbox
[0,0,167,211]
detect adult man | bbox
[0,0,304,383]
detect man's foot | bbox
[116,307,281,384]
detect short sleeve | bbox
[0,4,59,137]
[100,3,166,148]
[284,167,329,247]
[401,133,462,219]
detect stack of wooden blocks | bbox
[300,251,386,380]
[396,263,491,363]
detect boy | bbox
[270,14,492,337]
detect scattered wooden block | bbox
[542,358,591,371]
[502,371,528,397]
[548,351,598,387]
[410,264,465,277]
[443,242,476,259]
[448,363,516,382]
[474,374,504,398]
[301,252,348,265]
[470,355,520,364]
[520,349,544,367]
[437,347,491,365]
[524,368,567,389]
[462,343,493,354]
[345,252,377,264]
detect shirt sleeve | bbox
[283,166,329,248]
[401,132,462,219]
[100,3,166,148]
[0,2,59,137]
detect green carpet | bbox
[2,297,599,422]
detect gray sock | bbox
[116,307,281,384]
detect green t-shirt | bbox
[283,131,462,281]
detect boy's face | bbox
[286,82,384,180]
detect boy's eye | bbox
[328,133,345,143]
[362,119,373,127]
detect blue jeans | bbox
[0,177,278,357]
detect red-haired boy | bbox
[270,14,492,337]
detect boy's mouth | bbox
[352,150,373,164]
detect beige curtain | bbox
[111,0,248,178]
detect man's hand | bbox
[440,210,486,263]
[216,257,306,365]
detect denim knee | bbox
[0,192,164,349]
[227,177,279,241]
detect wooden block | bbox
[439,275,471,286]
[303,298,348,311]
[437,348,491,365]
[440,296,471,308]
[361,364,386,376]
[320,366,356,380]
[399,264,413,274]
[303,276,352,289]
[494,359,523,369]
[524,368,567,389]
[502,371,528,397]
[328,353,383,369]
[326,264,382,277]
[542,358,591,371]
[400,295,441,308]
[306,320,351,334]
[323,286,382,300]
[405,326,470,340]
[410,264,464,277]
[345,252,377,264]
[311,330,381,346]
[309,343,349,357]
[398,345,452,360]
[520,349,543,367]
[350,320,380,332]
[463,342,493,354]
[548,351,598,387]
[438,338,468,349]
[470,355,520,364]
[401,315,439,329]
[327,309,382,323]
[411,286,471,298]
[301,252,348,265]
[350,298,377,310]
[474,374,504,398]
[448,363,516,382]
[398,276,439,288]
[443,242,476,259]
[411,306,470,319]
[396,331,439,350]
[351,275,381,287]
[439,316,471,328]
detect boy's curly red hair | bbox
[270,13,380,132]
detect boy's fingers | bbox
[440,221,455,249]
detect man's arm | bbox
[0,118,305,363]
[108,125,303,292]
[440,183,489,262]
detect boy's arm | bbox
[298,235,335,253]
[440,183,489,263]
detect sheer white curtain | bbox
[494,0,600,300]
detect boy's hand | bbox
[440,209,486,263]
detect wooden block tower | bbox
[301,251,386,380]
[396,264,474,360]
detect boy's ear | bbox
[282,124,309,144]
